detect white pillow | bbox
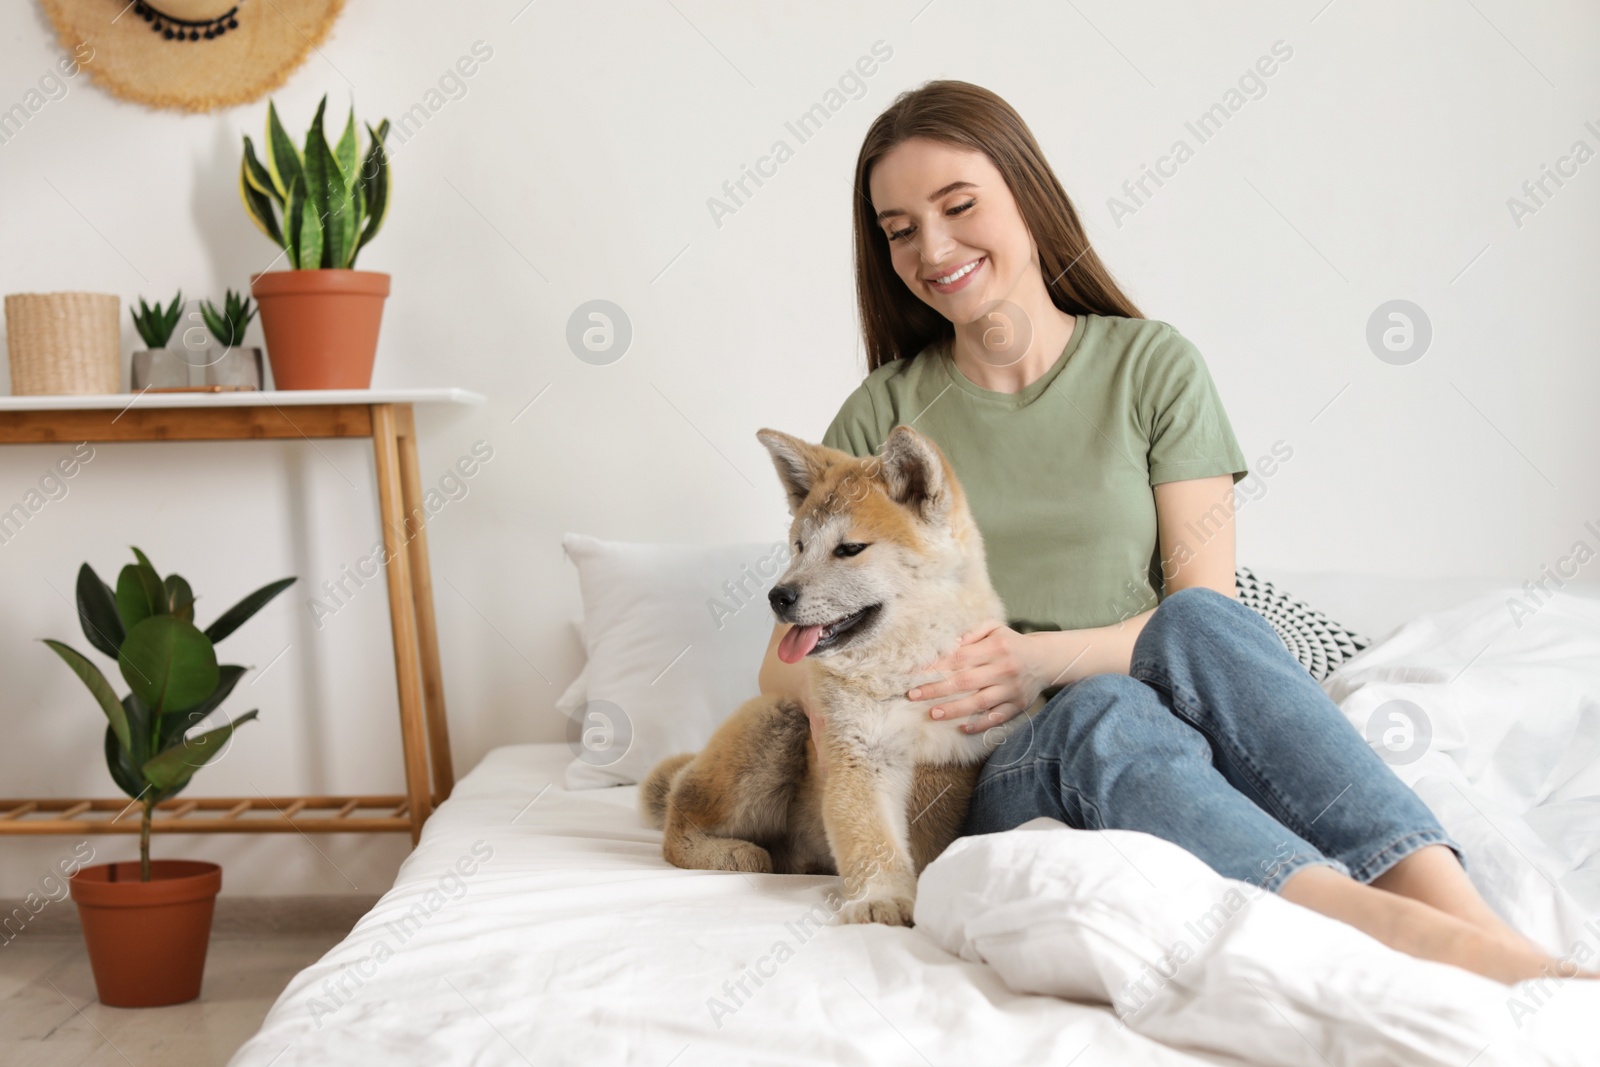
[554,616,588,718]
[560,533,790,788]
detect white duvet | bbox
[917,822,1598,1067]
[917,587,1600,1066]
[228,744,1216,1067]
[1324,588,1600,950]
[230,588,1600,1067]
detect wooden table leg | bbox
[371,404,432,844]
[394,405,455,802]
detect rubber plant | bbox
[238,95,391,269]
[44,549,295,881]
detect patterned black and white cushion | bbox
[1234,566,1371,682]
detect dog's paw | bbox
[839,893,915,927]
[709,840,774,874]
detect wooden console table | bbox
[0,388,483,844]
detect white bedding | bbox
[1324,587,1600,951]
[230,587,1600,1067]
[228,741,1226,1067]
[917,822,1599,1067]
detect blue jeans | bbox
[962,586,1465,894]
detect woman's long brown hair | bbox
[852,80,1143,372]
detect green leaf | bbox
[301,97,331,198]
[123,691,152,763]
[115,562,166,632]
[296,175,323,271]
[336,180,358,269]
[199,300,230,345]
[228,290,256,333]
[202,290,257,345]
[354,120,390,262]
[159,294,182,341]
[240,148,285,248]
[119,615,219,715]
[302,96,347,269]
[205,577,296,643]
[44,639,132,754]
[76,563,124,659]
[131,547,167,602]
[104,722,145,799]
[130,293,182,348]
[164,574,195,622]
[142,710,258,796]
[131,299,158,348]
[285,174,306,269]
[158,665,246,751]
[265,101,304,203]
[333,111,360,267]
[241,134,281,205]
[334,104,358,182]
[344,181,365,269]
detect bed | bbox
[228,573,1600,1067]
[227,741,1229,1066]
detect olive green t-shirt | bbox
[821,313,1248,633]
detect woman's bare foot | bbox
[1440,927,1594,986]
[1366,845,1600,982]
[1279,865,1598,985]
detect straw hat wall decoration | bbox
[40,0,346,113]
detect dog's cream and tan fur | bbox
[641,425,1042,926]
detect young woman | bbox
[758,79,1588,986]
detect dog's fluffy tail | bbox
[639,752,695,829]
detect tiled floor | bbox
[1,925,349,1066]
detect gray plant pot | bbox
[130,348,190,391]
[205,346,263,390]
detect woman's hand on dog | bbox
[907,619,1051,732]
[800,667,831,777]
[809,618,1050,771]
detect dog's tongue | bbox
[778,623,823,663]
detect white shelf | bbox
[0,388,485,412]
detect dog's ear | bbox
[756,429,829,516]
[878,425,948,520]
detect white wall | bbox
[1,0,1595,895]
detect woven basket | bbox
[5,292,121,395]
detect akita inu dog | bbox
[641,424,1043,926]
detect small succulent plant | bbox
[239,95,391,270]
[199,289,257,348]
[131,292,183,349]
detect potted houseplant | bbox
[199,289,263,390]
[130,291,189,391]
[45,548,295,1007]
[239,95,392,390]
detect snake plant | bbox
[44,548,295,881]
[239,95,391,270]
[131,291,183,349]
[199,289,257,348]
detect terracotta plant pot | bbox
[69,860,222,1007]
[251,269,390,390]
